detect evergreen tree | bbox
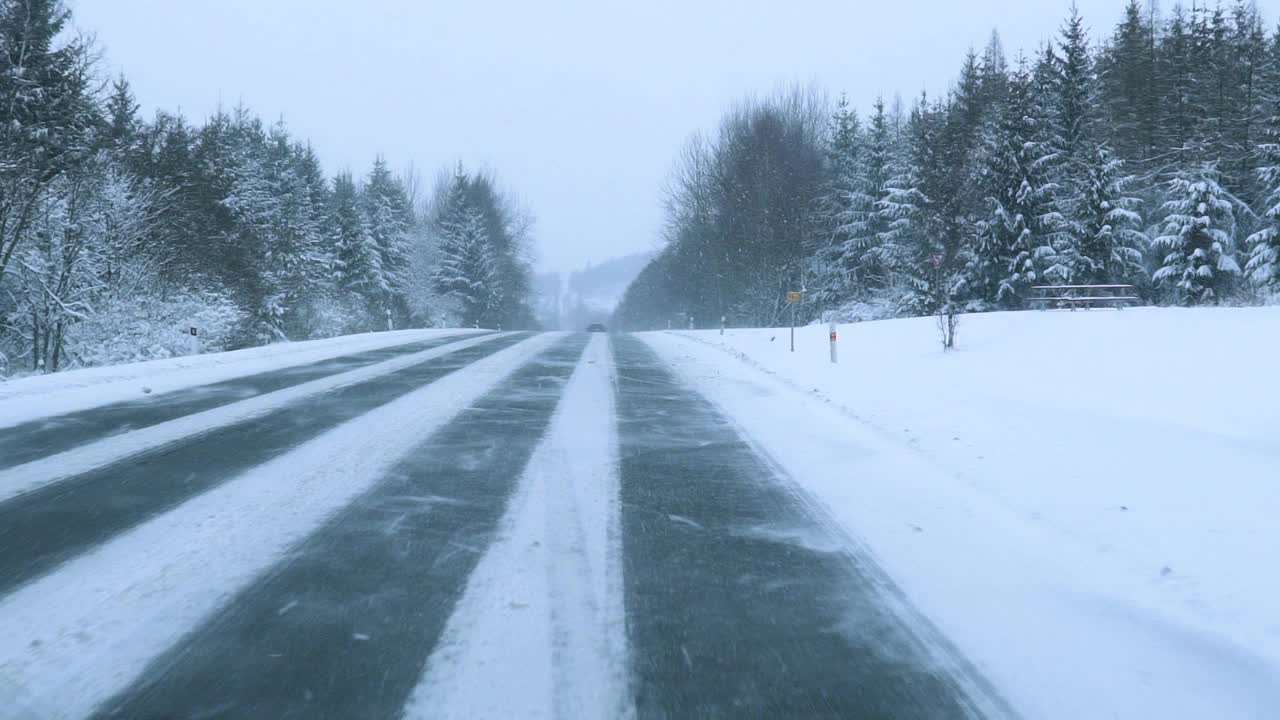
[840,96,894,295]
[1152,165,1242,304]
[330,172,383,299]
[1245,101,1280,291]
[103,74,142,159]
[362,157,412,327]
[432,171,498,326]
[1076,145,1147,285]
[817,94,862,301]
[1100,0,1159,164]
[1159,6,1197,170]
[975,57,1060,306]
[1055,5,1098,170]
[884,96,946,315]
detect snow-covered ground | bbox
[0,328,483,429]
[645,306,1280,719]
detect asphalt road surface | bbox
[0,331,1005,720]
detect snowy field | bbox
[646,306,1280,719]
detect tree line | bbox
[0,0,535,375]
[615,1,1280,330]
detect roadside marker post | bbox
[829,323,838,364]
[785,291,802,352]
[720,315,726,336]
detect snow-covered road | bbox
[0,321,1269,719]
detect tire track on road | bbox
[612,334,988,719]
[0,333,529,596]
[94,335,589,720]
[0,333,478,471]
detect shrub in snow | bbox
[825,291,901,323]
[293,294,381,339]
[64,286,245,368]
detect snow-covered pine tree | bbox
[261,122,326,338]
[815,94,861,303]
[432,182,498,328]
[1244,100,1280,292]
[1159,6,1197,169]
[363,157,413,328]
[840,96,894,296]
[1046,7,1104,283]
[103,74,142,161]
[975,56,1059,307]
[880,95,941,316]
[926,49,989,308]
[1222,2,1268,198]
[1055,6,1097,170]
[1152,165,1241,304]
[1029,45,1075,285]
[1100,0,1159,165]
[1076,145,1146,286]
[329,172,383,300]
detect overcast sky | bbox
[74,0,1273,274]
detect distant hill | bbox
[538,251,655,330]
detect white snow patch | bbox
[0,333,563,720]
[0,332,509,504]
[404,334,630,720]
[643,307,1280,720]
[0,328,485,429]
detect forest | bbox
[0,0,536,375]
[614,1,1280,330]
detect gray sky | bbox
[73,0,1273,274]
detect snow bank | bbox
[0,328,483,429]
[645,307,1280,719]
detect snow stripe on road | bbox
[0,331,514,505]
[404,333,631,720]
[90,334,589,720]
[0,333,531,596]
[0,328,486,429]
[0,332,475,471]
[611,334,994,719]
[0,332,563,720]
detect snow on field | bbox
[0,328,484,429]
[0,333,562,720]
[406,334,629,720]
[644,307,1280,719]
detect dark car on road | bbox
[587,323,607,333]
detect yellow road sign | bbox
[785,291,802,302]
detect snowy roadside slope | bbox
[645,307,1280,720]
[0,328,483,428]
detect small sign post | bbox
[829,323,838,364]
[785,291,802,352]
